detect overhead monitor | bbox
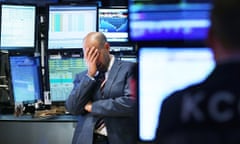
[47,4,98,49]
[138,47,215,142]
[9,55,43,104]
[109,44,135,52]
[119,56,137,63]
[129,1,212,45]
[0,0,58,6]
[46,51,87,105]
[0,4,37,50]
[98,6,128,43]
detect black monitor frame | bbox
[0,50,14,107]
[0,3,38,51]
[46,3,98,50]
[128,2,212,47]
[98,6,129,45]
[8,51,44,105]
[45,49,87,106]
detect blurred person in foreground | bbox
[65,32,137,144]
[156,0,240,144]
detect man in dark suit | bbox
[156,0,240,144]
[65,32,137,144]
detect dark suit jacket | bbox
[156,61,240,144]
[65,59,137,144]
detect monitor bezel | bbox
[128,2,212,46]
[8,51,44,105]
[45,49,86,106]
[0,3,38,51]
[137,46,215,143]
[0,50,15,107]
[98,6,129,45]
[46,3,98,50]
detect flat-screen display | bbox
[119,55,137,63]
[47,51,87,104]
[109,44,134,52]
[138,47,215,142]
[0,0,58,6]
[0,4,36,50]
[9,55,42,104]
[129,1,212,44]
[98,6,128,43]
[48,4,97,49]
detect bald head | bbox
[83,32,107,49]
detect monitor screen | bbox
[129,1,212,44]
[9,55,42,104]
[138,47,215,142]
[98,6,128,43]
[48,4,97,49]
[119,56,137,63]
[0,4,36,50]
[0,0,58,6]
[47,52,87,104]
[109,45,134,52]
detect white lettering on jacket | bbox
[181,91,236,123]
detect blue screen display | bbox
[129,2,212,42]
[98,7,128,42]
[9,56,42,103]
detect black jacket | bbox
[156,61,240,144]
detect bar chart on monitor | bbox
[48,5,97,49]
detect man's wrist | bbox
[86,74,95,81]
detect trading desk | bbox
[0,114,78,144]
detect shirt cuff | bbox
[86,74,95,81]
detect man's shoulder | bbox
[74,70,88,79]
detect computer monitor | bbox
[46,51,87,105]
[47,4,98,49]
[9,55,43,104]
[119,55,137,63]
[0,4,37,50]
[98,6,128,43]
[0,0,58,6]
[129,1,212,45]
[109,44,135,52]
[138,47,215,142]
